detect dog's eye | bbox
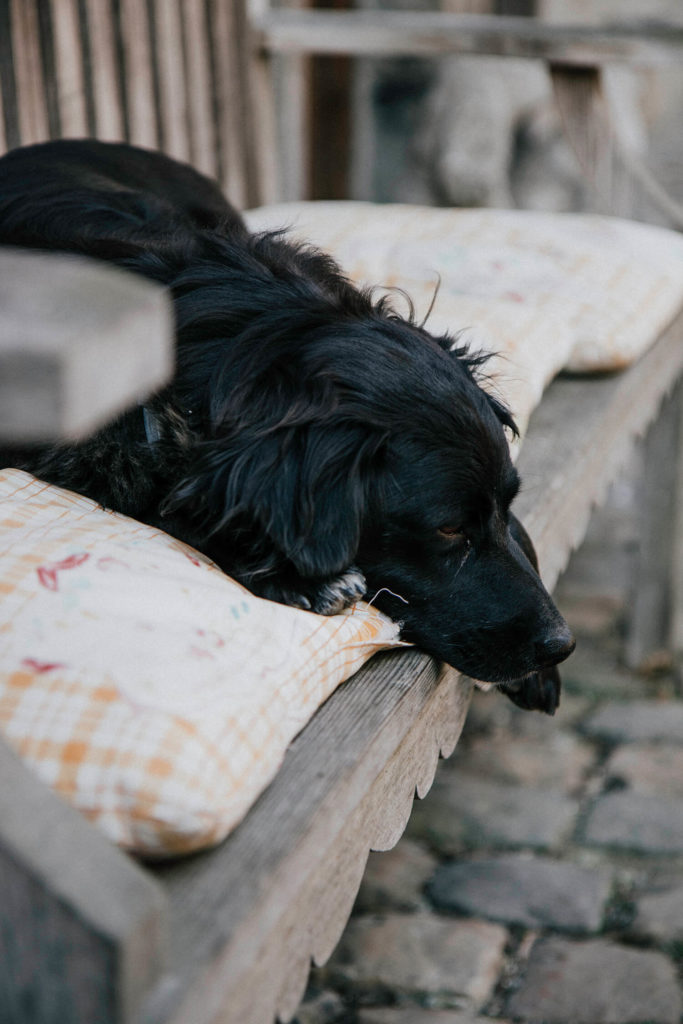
[437,526,469,545]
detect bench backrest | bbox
[0,0,262,208]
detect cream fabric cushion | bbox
[3,204,683,856]
[0,470,400,856]
[246,203,683,438]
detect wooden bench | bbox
[1,3,683,1022]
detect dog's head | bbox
[160,231,574,701]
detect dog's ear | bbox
[170,423,386,579]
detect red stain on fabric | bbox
[22,658,66,673]
[37,552,90,590]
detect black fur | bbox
[0,139,574,711]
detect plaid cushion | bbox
[0,470,400,856]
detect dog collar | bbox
[142,405,164,444]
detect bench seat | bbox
[2,301,682,1024]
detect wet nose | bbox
[535,623,576,667]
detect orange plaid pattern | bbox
[0,470,401,856]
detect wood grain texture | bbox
[0,738,166,1024]
[669,382,683,660]
[207,0,249,205]
[515,308,683,594]
[83,0,125,140]
[151,0,190,161]
[181,0,217,178]
[149,654,470,1024]
[0,249,173,441]
[10,0,49,145]
[625,379,683,669]
[118,0,159,149]
[49,0,89,138]
[254,9,683,63]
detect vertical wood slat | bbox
[669,381,683,673]
[246,0,282,205]
[118,0,158,149]
[625,384,683,671]
[0,60,6,153]
[151,0,191,161]
[181,0,217,177]
[0,0,261,205]
[0,0,14,152]
[549,62,635,218]
[10,0,50,146]
[207,0,250,205]
[82,0,125,140]
[49,0,89,137]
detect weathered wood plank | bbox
[515,308,683,594]
[206,0,249,206]
[254,10,683,64]
[0,249,173,441]
[118,0,159,149]
[49,0,89,138]
[150,652,467,1024]
[149,0,190,161]
[9,0,50,145]
[181,0,218,179]
[83,0,125,141]
[624,379,683,670]
[0,737,167,1024]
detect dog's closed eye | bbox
[437,526,470,547]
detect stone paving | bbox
[293,473,683,1024]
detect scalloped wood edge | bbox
[169,667,472,1024]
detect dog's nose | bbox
[535,625,576,667]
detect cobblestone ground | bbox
[293,470,683,1024]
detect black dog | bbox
[0,139,574,712]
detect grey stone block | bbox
[448,730,595,792]
[632,884,683,943]
[604,742,683,797]
[583,700,683,743]
[584,791,683,854]
[293,990,345,1024]
[407,772,578,854]
[358,1009,507,1024]
[427,853,611,932]
[507,936,681,1023]
[328,912,507,1010]
[355,839,437,913]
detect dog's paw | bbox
[499,665,561,716]
[257,567,367,615]
[307,567,367,615]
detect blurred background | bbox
[302,0,683,219]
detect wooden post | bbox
[0,249,173,442]
[0,738,168,1024]
[625,378,683,675]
